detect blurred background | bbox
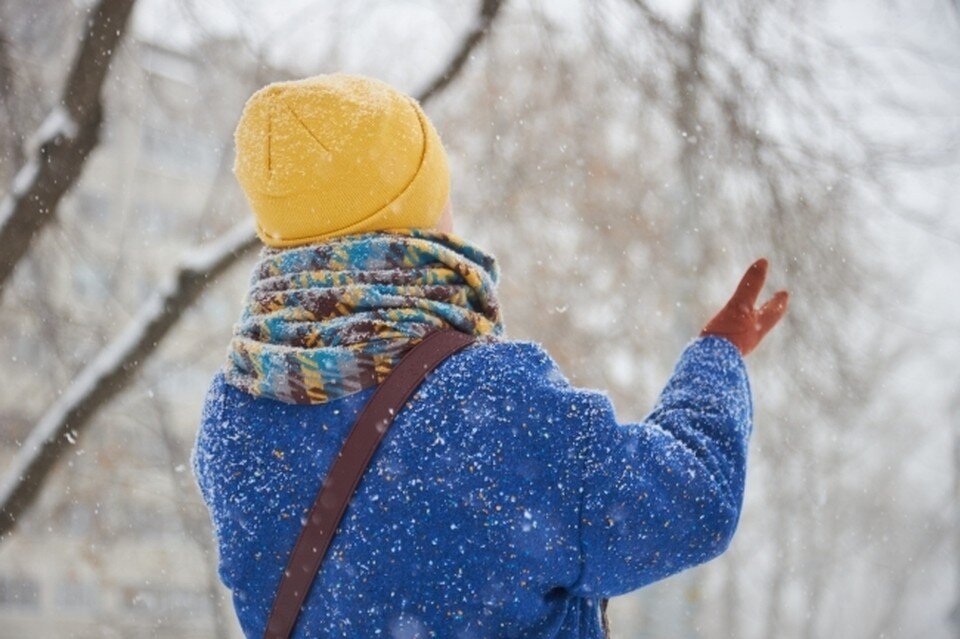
[0,0,957,637]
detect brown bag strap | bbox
[263,328,477,639]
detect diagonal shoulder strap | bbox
[264,328,477,639]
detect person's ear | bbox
[436,199,454,232]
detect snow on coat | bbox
[192,334,752,638]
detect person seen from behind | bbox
[192,73,790,639]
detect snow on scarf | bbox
[223,227,505,404]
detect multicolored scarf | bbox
[223,227,505,404]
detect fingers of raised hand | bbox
[731,257,768,308]
[756,290,789,336]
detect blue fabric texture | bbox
[192,334,753,638]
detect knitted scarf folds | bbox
[224,228,504,404]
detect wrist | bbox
[699,331,750,356]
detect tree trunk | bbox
[0,0,138,299]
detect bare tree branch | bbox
[0,0,137,300]
[0,0,507,541]
[416,0,506,103]
[0,222,258,538]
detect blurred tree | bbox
[0,0,137,298]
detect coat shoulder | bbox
[198,337,577,420]
[440,337,573,392]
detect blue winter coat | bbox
[192,334,752,638]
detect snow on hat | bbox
[233,73,450,247]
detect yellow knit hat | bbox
[233,73,450,247]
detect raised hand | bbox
[700,258,789,356]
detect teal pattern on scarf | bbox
[224,228,505,404]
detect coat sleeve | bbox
[560,335,753,598]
